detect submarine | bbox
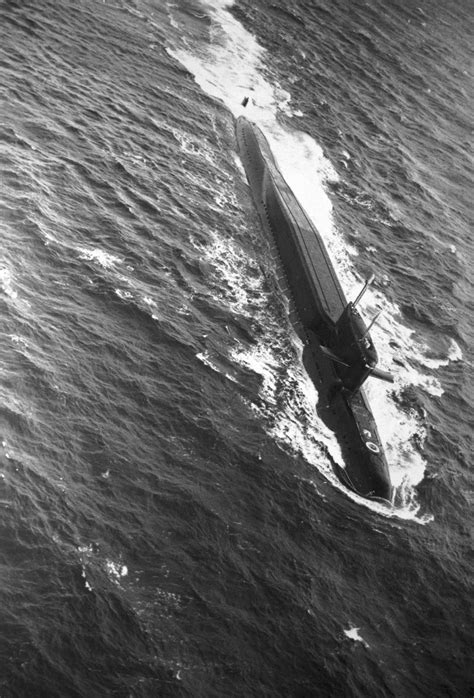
[236,115,394,502]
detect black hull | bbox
[236,116,392,502]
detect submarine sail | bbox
[236,116,393,502]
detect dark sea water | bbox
[0,0,472,696]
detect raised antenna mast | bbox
[361,310,383,340]
[353,274,375,307]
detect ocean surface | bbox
[0,0,472,695]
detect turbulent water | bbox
[0,0,472,695]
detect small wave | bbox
[0,267,18,300]
[115,288,133,300]
[344,626,370,648]
[1,439,13,462]
[0,265,33,320]
[267,4,305,28]
[78,247,124,269]
[79,544,129,591]
[9,334,29,347]
[105,559,129,586]
[0,266,31,312]
[192,229,267,318]
[419,338,463,369]
[171,127,217,166]
[196,351,239,383]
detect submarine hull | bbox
[236,116,392,502]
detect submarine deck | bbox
[236,116,347,327]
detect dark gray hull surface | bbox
[236,116,392,502]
